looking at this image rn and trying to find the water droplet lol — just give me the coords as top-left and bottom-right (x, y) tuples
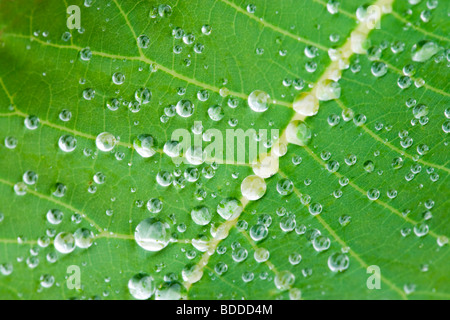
(137, 35), (150, 49)
(254, 247), (270, 263)
(134, 134), (157, 158)
(308, 203), (323, 216)
(274, 271), (295, 291)
(80, 47), (92, 61)
(201, 24), (212, 35)
(147, 198), (163, 213)
(176, 100), (194, 117)
(96, 132), (117, 152)
(0, 263), (13, 276)
(24, 115), (40, 130)
(293, 93), (319, 116)
(52, 183), (67, 198)
(248, 90), (270, 113)
(74, 228), (94, 248)
(313, 236), (331, 252)
(158, 4), (172, 17)
(190, 206), (212, 226)
(93, 172), (106, 184)
(414, 223), (429, 237)
(207, 105), (224, 121)
(241, 175), (266, 201)
(14, 182), (27, 196)
(328, 252), (349, 272)
(276, 178), (294, 196)
(411, 40), (440, 62)
(371, 61), (388, 77)
(249, 224), (269, 241)
(286, 121), (312, 146)
(128, 273), (155, 300)
(23, 170), (38, 185)
(367, 188), (380, 201)
(82, 88), (95, 100)
(135, 218), (170, 252)
(54, 232), (76, 254)
(316, 80), (341, 101)
(47, 209), (64, 225)
(112, 72), (125, 85)
(135, 88), (152, 104)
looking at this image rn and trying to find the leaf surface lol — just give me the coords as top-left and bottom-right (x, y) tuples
(0, 0), (449, 300)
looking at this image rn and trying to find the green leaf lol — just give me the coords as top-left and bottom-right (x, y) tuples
(0, 0), (449, 300)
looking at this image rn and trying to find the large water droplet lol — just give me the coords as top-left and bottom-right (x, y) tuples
(286, 121), (312, 146)
(191, 206), (212, 225)
(293, 93), (319, 116)
(58, 135), (77, 152)
(316, 80), (341, 101)
(411, 40), (440, 62)
(96, 132), (117, 152)
(241, 175), (266, 200)
(135, 218), (170, 252)
(128, 273), (155, 300)
(274, 271), (295, 291)
(248, 90), (270, 112)
(134, 134), (157, 158)
(74, 228), (94, 248)
(328, 252), (349, 272)
(217, 198), (243, 220)
(54, 232), (76, 254)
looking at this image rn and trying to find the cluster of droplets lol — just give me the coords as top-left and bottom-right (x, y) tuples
(0, 206), (95, 286)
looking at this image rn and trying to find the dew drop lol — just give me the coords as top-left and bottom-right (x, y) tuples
(54, 232), (76, 254)
(286, 121), (312, 146)
(112, 72), (125, 85)
(58, 135), (77, 152)
(248, 90), (270, 113)
(135, 218), (170, 252)
(316, 79), (341, 101)
(128, 273), (155, 300)
(74, 228), (94, 249)
(133, 134), (157, 158)
(191, 206), (212, 226)
(241, 175), (266, 201)
(137, 35), (150, 49)
(274, 271), (295, 291)
(411, 40), (440, 62)
(96, 132), (117, 152)
(328, 253), (349, 272)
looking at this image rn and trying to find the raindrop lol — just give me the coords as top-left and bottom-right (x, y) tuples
(248, 90), (270, 112)
(96, 132), (117, 152)
(134, 134), (157, 158)
(54, 232), (76, 254)
(128, 273), (155, 300)
(135, 218), (170, 252)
